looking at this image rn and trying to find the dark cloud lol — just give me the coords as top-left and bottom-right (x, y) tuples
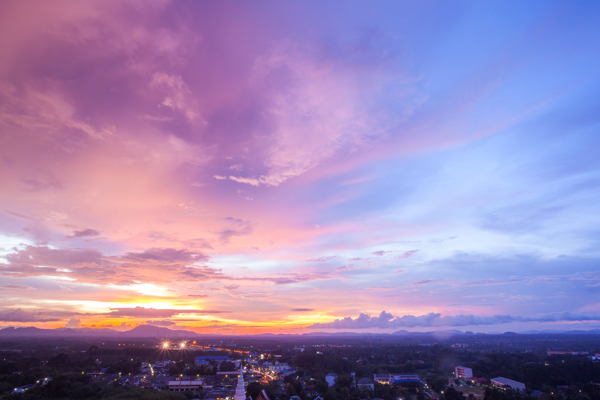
(66, 228), (100, 239)
(309, 311), (600, 329)
(107, 307), (229, 318)
(0, 308), (60, 322)
(291, 308), (314, 312)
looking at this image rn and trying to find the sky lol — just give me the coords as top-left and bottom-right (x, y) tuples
(1, 0), (600, 335)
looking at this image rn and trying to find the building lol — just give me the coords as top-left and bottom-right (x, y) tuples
(374, 374), (391, 384)
(491, 377), (525, 391)
(455, 366), (473, 379)
(373, 374), (420, 384)
(195, 355), (231, 366)
(390, 374), (420, 383)
(469, 377), (487, 385)
(167, 380), (203, 392)
(547, 350), (588, 356)
(326, 373), (337, 387)
(270, 363), (291, 373)
(357, 378), (375, 391)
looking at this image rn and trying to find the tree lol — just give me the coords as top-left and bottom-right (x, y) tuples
(443, 387), (466, 400)
(427, 375), (448, 393)
(247, 382), (263, 400)
(220, 361), (236, 371)
(315, 380), (329, 394)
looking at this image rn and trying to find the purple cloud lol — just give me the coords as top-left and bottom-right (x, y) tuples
(0, 308), (60, 322)
(306, 256), (336, 262)
(65, 228), (101, 239)
(309, 311), (600, 329)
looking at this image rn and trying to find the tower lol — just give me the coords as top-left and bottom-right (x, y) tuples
(234, 367), (246, 400)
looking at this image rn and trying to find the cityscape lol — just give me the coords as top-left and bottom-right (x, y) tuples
(1, 0), (600, 399)
(1, 330), (600, 399)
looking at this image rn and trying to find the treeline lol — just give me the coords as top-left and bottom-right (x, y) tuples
(2, 374), (194, 400)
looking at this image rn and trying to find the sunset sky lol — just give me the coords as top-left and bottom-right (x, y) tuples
(1, 1), (600, 334)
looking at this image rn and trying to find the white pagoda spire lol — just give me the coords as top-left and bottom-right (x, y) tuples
(234, 366), (245, 400)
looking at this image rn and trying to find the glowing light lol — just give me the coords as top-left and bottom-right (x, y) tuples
(180, 342), (186, 349)
(163, 342), (170, 348)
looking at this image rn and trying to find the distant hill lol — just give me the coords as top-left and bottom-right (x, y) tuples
(0, 325), (199, 338)
(121, 325), (198, 337)
(1, 325), (600, 339)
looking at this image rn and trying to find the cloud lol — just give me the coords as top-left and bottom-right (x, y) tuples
(394, 270), (406, 274)
(224, 285), (239, 290)
(0, 245), (216, 285)
(146, 320), (176, 326)
(309, 311), (600, 329)
(215, 218), (255, 244)
(188, 294), (208, 298)
(121, 247), (209, 263)
(371, 250), (392, 256)
(106, 307), (229, 318)
(64, 318), (80, 328)
(0, 284), (34, 290)
(454, 279), (523, 286)
(336, 265), (359, 272)
(150, 72), (199, 122)
(290, 308), (314, 312)
(410, 279), (439, 286)
(395, 250), (418, 260)
(0, 308), (60, 322)
(65, 228), (101, 240)
(227, 34), (418, 187)
(0, 245), (327, 287)
(306, 256), (336, 262)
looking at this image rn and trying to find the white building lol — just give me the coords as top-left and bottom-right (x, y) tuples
(270, 363), (291, 373)
(455, 366), (473, 379)
(167, 380), (203, 392)
(491, 377), (525, 391)
(357, 378), (375, 391)
(326, 373), (337, 387)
